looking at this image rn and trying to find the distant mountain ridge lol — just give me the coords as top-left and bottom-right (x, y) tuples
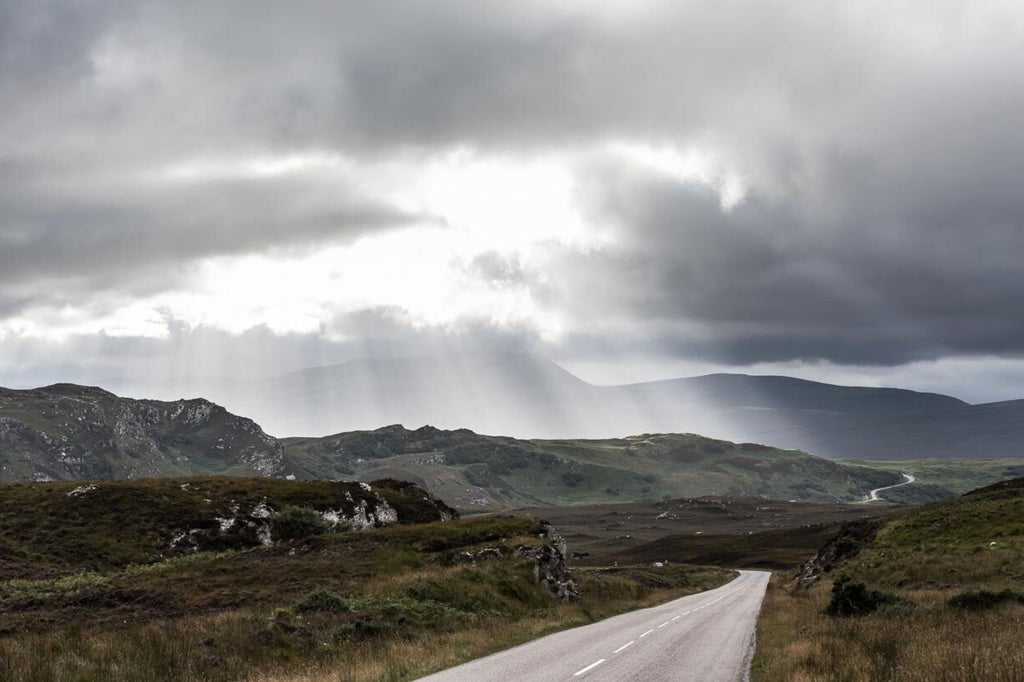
(194, 353), (1024, 460)
(4, 353), (1024, 490)
(8, 378), (1024, 507)
(622, 373), (967, 413)
(1, 383), (910, 508)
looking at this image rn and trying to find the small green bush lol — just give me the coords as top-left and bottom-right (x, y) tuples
(270, 506), (330, 542)
(561, 472), (584, 487)
(947, 589), (1023, 611)
(294, 588), (348, 613)
(825, 575), (911, 617)
(335, 618), (386, 641)
(833, 535), (860, 556)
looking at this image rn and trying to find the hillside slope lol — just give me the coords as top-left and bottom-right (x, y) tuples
(753, 477), (1024, 680)
(0, 477), (730, 681)
(5, 383), (1020, 509)
(0, 476), (455, 575)
(0, 385), (291, 481)
(0, 384), (902, 507)
(284, 425), (899, 508)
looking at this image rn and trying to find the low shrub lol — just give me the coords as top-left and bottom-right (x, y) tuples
(270, 506), (330, 542)
(947, 589), (1024, 611)
(825, 575), (911, 617)
(293, 587), (348, 613)
(334, 617), (387, 641)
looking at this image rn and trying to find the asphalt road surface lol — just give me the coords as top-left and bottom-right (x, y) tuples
(863, 473), (916, 502)
(417, 569), (771, 682)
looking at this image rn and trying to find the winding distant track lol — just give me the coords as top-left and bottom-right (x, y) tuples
(416, 570), (771, 682)
(862, 473), (916, 502)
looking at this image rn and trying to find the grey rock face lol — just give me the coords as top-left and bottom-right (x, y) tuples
(515, 525), (579, 602)
(0, 385), (289, 481)
(797, 518), (885, 588)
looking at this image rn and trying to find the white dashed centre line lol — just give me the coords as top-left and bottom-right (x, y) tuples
(613, 641), (635, 654)
(573, 659), (606, 677)
(587, 584), (749, 673)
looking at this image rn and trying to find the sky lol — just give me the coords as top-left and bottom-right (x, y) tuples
(2, 0), (1024, 404)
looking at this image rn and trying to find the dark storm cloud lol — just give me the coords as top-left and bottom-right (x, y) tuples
(555, 145), (1024, 364)
(0, 0), (130, 85)
(2, 0), (1023, 368)
(0, 156), (417, 311)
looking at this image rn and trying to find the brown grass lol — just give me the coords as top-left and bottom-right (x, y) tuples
(752, 479), (1024, 681)
(0, 516), (729, 682)
(0, 567), (728, 682)
(752, 574), (1024, 681)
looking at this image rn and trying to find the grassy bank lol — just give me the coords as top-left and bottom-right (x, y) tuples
(0, 563), (729, 682)
(751, 478), (1024, 681)
(753, 578), (1024, 681)
(0, 478), (731, 681)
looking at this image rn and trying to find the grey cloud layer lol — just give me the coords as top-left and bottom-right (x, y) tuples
(1, 0), (1022, 366)
(557, 154), (1024, 364)
(0, 156), (413, 311)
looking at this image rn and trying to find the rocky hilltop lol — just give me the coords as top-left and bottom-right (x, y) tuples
(0, 384), (288, 481)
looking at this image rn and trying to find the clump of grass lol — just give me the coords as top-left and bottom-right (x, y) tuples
(270, 506), (331, 542)
(947, 588), (1024, 611)
(0, 572), (109, 601)
(824, 575), (913, 617)
(122, 550), (239, 577)
(293, 588), (348, 614)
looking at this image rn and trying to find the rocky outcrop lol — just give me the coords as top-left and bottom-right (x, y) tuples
(797, 518), (886, 587)
(369, 478), (459, 523)
(442, 547), (504, 567)
(0, 385), (288, 481)
(166, 479), (449, 553)
(515, 525), (579, 601)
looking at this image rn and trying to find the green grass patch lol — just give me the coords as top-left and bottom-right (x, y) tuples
(947, 588), (1024, 611)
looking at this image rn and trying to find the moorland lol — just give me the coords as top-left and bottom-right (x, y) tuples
(3, 381), (1024, 681)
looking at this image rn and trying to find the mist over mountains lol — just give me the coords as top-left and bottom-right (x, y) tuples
(200, 353), (1023, 460)
(1, 381), (905, 507)
(4, 357), (1023, 508)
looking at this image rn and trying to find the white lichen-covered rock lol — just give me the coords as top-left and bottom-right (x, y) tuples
(256, 525), (272, 546)
(319, 494), (400, 530)
(250, 501), (272, 519)
(67, 484), (98, 497)
(372, 499), (399, 525)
